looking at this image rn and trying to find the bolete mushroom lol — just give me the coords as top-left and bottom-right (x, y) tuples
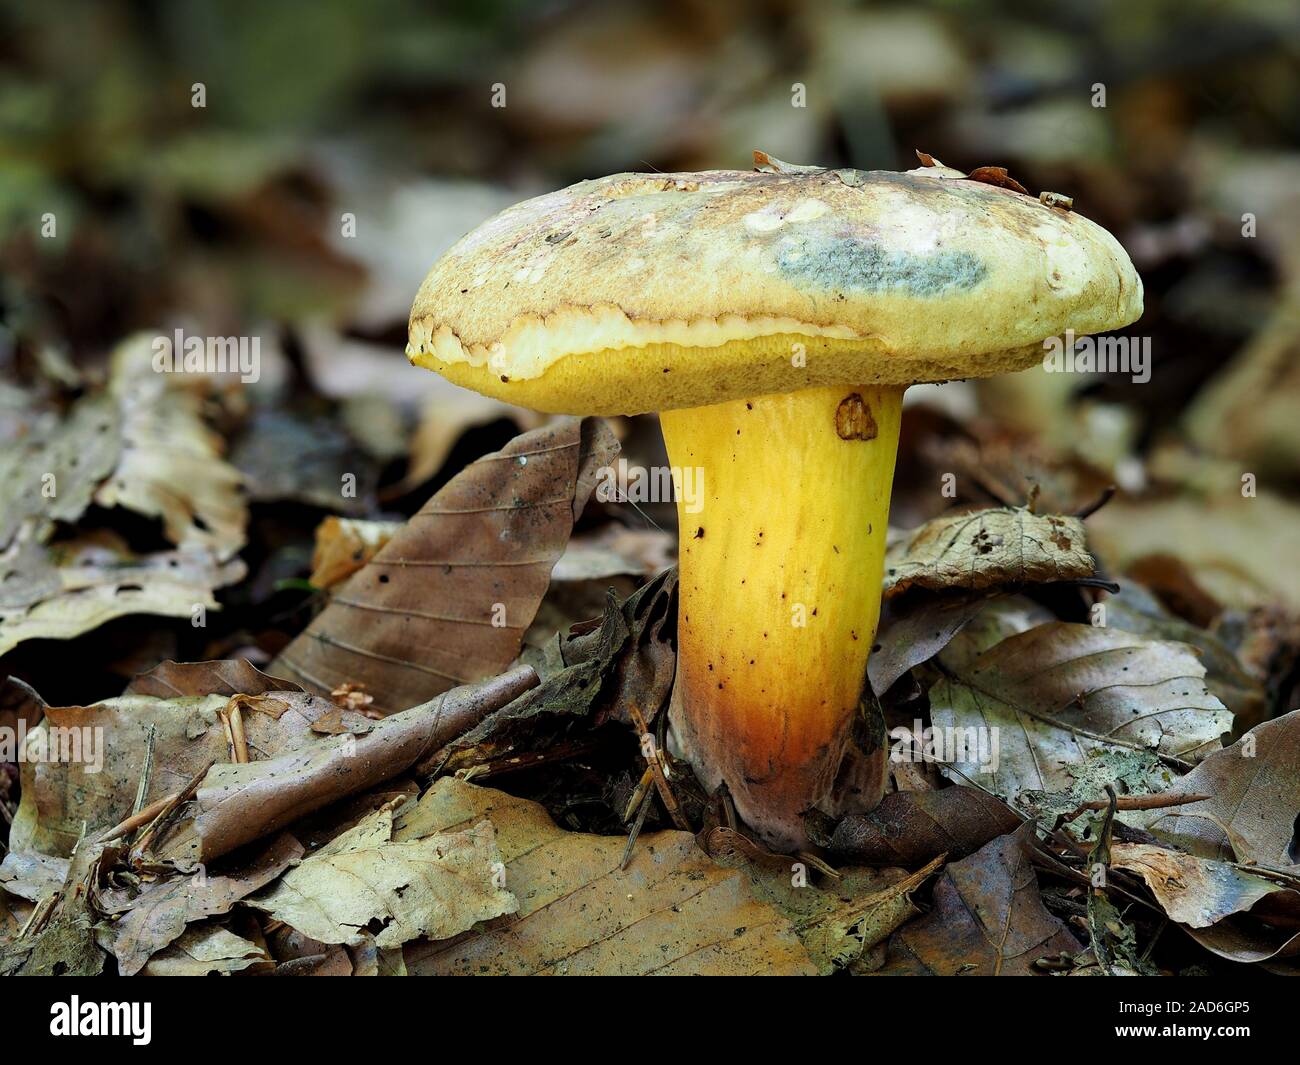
(407, 157), (1142, 848)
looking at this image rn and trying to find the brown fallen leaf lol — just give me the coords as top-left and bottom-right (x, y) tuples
(124, 658), (303, 699)
(828, 788), (1021, 867)
(153, 667), (539, 865)
(1103, 581), (1269, 731)
(271, 417), (617, 713)
(884, 507), (1094, 597)
(10, 669), (375, 858)
(867, 590), (990, 695)
(1111, 843), (1300, 963)
(1089, 491), (1300, 613)
(401, 779), (817, 976)
(0, 850), (69, 903)
(101, 832), (302, 977)
(872, 825), (1080, 975)
(966, 165), (1030, 195)
(248, 810), (516, 950)
(1132, 711), (1300, 871)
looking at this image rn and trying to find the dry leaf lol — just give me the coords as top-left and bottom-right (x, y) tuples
(10, 668), (376, 857)
(928, 622), (1232, 810)
(248, 809), (516, 949)
(884, 507), (1094, 597)
(402, 779), (817, 976)
(1132, 711), (1300, 871)
(872, 826), (1079, 975)
(0, 532), (245, 657)
(1089, 491), (1300, 613)
(103, 833), (302, 976)
(271, 417), (617, 713)
(153, 667), (538, 865)
(93, 335), (247, 559)
(828, 788), (1021, 866)
(1112, 843), (1300, 962)
(966, 165), (1030, 195)
(0, 394), (121, 550)
(141, 923), (274, 976)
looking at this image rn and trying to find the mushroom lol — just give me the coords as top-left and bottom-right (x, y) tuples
(407, 158), (1142, 848)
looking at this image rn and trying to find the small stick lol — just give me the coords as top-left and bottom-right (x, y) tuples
(131, 758), (214, 858)
(622, 766), (656, 823)
(97, 791), (179, 843)
(628, 702), (691, 831)
(1054, 792), (1211, 831)
(131, 724), (157, 819)
(620, 787), (654, 871)
(227, 701), (250, 764)
(1076, 485), (1117, 520)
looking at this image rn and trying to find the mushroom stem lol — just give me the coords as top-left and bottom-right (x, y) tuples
(660, 384), (903, 849)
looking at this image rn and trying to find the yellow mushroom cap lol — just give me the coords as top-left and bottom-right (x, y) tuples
(408, 164), (1143, 416)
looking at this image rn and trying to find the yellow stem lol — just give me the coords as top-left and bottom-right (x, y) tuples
(660, 384), (903, 848)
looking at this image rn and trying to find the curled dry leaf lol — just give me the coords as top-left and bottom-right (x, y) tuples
(928, 621), (1232, 811)
(153, 667), (539, 865)
(0, 532), (245, 657)
(271, 417), (617, 713)
(93, 335), (247, 560)
(402, 779), (816, 976)
(884, 507), (1094, 597)
(9, 664), (376, 858)
(828, 787), (1021, 867)
(1111, 842), (1300, 963)
(966, 165), (1030, 195)
(1130, 710), (1300, 871)
(248, 809), (517, 950)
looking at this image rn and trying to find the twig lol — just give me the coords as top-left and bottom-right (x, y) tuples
(1075, 485), (1117, 520)
(131, 724), (157, 819)
(224, 699), (250, 764)
(628, 702), (691, 831)
(131, 758), (214, 859)
(620, 787), (654, 871)
(622, 766), (656, 823)
(98, 791), (178, 843)
(1053, 792), (1211, 831)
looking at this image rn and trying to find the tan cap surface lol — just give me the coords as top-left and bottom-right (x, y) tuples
(408, 164), (1142, 415)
